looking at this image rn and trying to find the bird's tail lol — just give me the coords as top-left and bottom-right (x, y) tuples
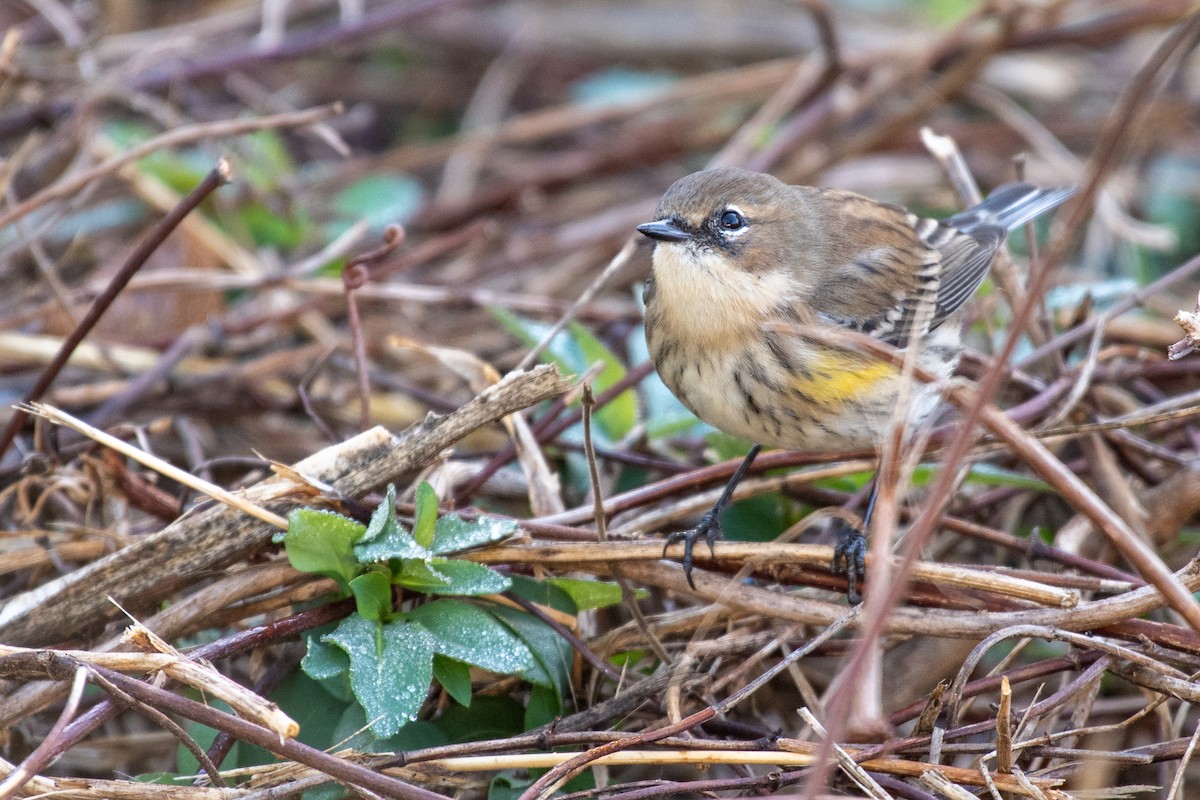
(947, 182), (1076, 234)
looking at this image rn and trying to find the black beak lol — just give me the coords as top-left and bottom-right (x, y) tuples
(637, 220), (691, 243)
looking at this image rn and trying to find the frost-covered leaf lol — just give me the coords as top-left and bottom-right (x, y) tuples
(301, 630), (350, 681)
(431, 513), (519, 555)
(284, 509), (365, 589)
(331, 702), (448, 754)
(394, 559), (452, 591)
(485, 604), (572, 694)
(422, 559), (510, 596)
(407, 599), (534, 675)
(323, 616), (434, 738)
(354, 485), (430, 563)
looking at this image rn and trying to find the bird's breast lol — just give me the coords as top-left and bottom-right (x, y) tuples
(645, 243), (795, 347)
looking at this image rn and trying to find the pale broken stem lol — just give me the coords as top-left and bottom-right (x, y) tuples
(1168, 289), (1200, 361)
(996, 676), (1013, 773)
(20, 402), (288, 530)
(920, 126), (983, 206)
(921, 125), (1032, 340)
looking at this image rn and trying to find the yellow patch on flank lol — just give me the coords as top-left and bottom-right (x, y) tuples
(798, 353), (895, 404)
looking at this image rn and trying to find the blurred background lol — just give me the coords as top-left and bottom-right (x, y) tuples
(3, 0), (1200, 794)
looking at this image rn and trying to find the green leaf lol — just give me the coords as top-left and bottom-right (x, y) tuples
(423, 559), (510, 595)
(237, 130), (296, 191)
(358, 484), (402, 544)
(349, 571), (393, 621)
(567, 321), (637, 441)
(433, 655), (473, 706)
(570, 67), (676, 108)
(547, 577), (625, 610)
(239, 202), (307, 250)
(332, 702), (448, 753)
(431, 513), (519, 555)
(491, 306), (543, 350)
(485, 605), (572, 694)
(354, 485), (430, 563)
(609, 649), (648, 669)
(300, 630), (351, 681)
(332, 173), (424, 235)
(301, 784), (346, 800)
(705, 431), (756, 463)
(432, 695), (525, 743)
(964, 463), (1055, 493)
(524, 683), (562, 729)
(506, 574), (577, 615)
(721, 493), (795, 544)
(323, 616), (435, 738)
(284, 509), (366, 589)
(138, 150), (212, 195)
(394, 559), (452, 591)
(406, 599), (534, 675)
(922, 0), (977, 25)
(412, 482), (438, 549)
(270, 670), (351, 752)
(491, 309), (637, 442)
(488, 772), (534, 800)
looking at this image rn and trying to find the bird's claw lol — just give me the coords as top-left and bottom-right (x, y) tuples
(664, 509), (722, 589)
(831, 518), (867, 605)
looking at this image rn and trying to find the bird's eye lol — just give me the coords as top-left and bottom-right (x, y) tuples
(719, 210), (746, 231)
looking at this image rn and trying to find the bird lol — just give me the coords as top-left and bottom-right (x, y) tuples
(637, 166), (1074, 601)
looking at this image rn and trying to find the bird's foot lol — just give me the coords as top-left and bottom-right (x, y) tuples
(664, 508), (722, 590)
(831, 518), (867, 604)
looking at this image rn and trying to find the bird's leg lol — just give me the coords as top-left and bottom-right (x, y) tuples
(831, 476), (876, 604)
(665, 444), (762, 589)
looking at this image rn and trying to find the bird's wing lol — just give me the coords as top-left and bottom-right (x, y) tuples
(805, 189), (1003, 347)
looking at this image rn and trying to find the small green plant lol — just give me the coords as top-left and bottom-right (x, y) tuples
(279, 483), (572, 738)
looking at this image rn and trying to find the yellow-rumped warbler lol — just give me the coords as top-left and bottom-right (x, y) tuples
(637, 167), (1073, 599)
